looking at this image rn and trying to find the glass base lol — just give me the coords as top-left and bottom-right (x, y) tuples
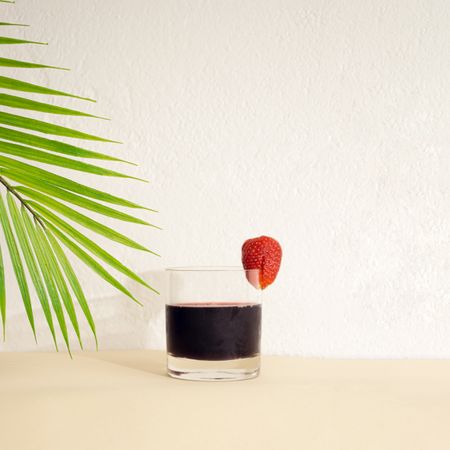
(167, 354), (260, 381)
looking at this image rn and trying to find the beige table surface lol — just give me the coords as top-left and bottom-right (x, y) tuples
(1, 350), (449, 450)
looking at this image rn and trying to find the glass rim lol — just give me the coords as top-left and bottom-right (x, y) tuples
(166, 266), (255, 273)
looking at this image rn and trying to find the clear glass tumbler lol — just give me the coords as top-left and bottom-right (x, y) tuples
(166, 267), (262, 381)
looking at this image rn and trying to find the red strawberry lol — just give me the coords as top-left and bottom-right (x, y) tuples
(241, 236), (282, 289)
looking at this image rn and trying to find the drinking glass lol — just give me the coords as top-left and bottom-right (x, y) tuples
(166, 267), (262, 381)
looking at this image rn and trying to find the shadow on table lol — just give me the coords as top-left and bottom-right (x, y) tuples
(82, 349), (168, 378)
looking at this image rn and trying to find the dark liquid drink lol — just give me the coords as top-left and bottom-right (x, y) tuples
(166, 303), (261, 361)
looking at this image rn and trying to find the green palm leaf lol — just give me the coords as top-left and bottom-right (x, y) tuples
(0, 57), (67, 70)
(0, 194), (36, 339)
(0, 112), (119, 142)
(0, 76), (94, 101)
(49, 225), (142, 306)
(0, 36), (46, 45)
(7, 193), (58, 348)
(36, 224), (82, 349)
(0, 159), (147, 209)
(28, 219), (71, 355)
(0, 93), (105, 118)
(45, 230), (97, 348)
(0, 142), (144, 180)
(0, 22), (28, 26)
(11, 176), (153, 225)
(0, 127), (131, 163)
(22, 191), (153, 253)
(25, 201), (158, 293)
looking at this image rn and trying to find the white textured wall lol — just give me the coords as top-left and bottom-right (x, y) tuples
(1, 0), (449, 357)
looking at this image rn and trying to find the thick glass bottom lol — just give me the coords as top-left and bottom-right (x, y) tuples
(167, 354), (260, 381)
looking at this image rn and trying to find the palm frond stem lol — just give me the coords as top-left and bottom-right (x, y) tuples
(0, 176), (44, 228)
